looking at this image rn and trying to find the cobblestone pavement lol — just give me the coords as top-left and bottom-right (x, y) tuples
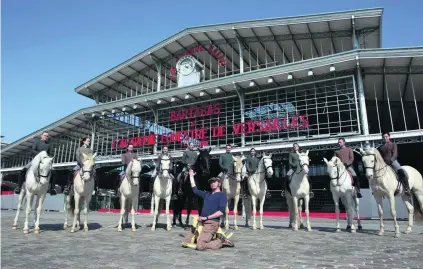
(2, 210), (423, 269)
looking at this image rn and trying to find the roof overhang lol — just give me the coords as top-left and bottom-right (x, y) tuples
(74, 8), (382, 101)
(3, 47), (423, 159)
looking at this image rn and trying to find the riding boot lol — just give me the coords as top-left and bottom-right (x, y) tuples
(178, 173), (185, 196)
(14, 168), (28, 194)
(354, 177), (362, 198)
(48, 171), (57, 196)
(307, 175), (314, 199)
(63, 173), (73, 195)
(172, 178), (178, 200)
(398, 169), (411, 196)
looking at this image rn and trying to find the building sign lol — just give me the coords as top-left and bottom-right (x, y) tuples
(111, 102), (308, 149)
(169, 44), (227, 79)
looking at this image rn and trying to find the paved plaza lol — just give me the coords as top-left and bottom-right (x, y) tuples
(1, 210), (423, 269)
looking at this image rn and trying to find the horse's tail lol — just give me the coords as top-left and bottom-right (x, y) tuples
(67, 194), (76, 218)
(411, 191), (423, 223)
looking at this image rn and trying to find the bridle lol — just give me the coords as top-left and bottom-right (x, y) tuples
(250, 157), (273, 183)
(35, 159), (52, 183)
(80, 160), (95, 182)
(362, 154), (388, 180)
(328, 163), (347, 186)
(295, 158), (309, 175)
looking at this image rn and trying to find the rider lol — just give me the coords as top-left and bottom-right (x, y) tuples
(334, 138), (362, 198)
(63, 137), (95, 195)
(177, 142), (198, 195)
(218, 144), (233, 181)
(242, 148), (271, 199)
(183, 169), (234, 250)
(145, 146), (176, 200)
(377, 132), (411, 196)
(14, 131), (57, 195)
(115, 143), (138, 195)
(282, 143), (314, 198)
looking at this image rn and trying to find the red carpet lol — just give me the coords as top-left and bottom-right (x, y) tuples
(97, 208), (368, 219)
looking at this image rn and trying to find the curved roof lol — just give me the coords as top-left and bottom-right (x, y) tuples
(3, 47), (422, 168)
(75, 8), (382, 100)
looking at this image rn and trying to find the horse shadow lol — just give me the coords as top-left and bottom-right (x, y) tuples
(38, 222), (102, 232)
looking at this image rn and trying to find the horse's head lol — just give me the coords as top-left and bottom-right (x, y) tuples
(232, 155), (246, 181)
(128, 159), (141, 186)
(299, 150), (310, 174)
(197, 147), (211, 176)
(359, 147), (378, 180)
(323, 156), (344, 180)
(38, 152), (54, 184)
(261, 152), (274, 178)
(81, 153), (96, 181)
(160, 155), (171, 178)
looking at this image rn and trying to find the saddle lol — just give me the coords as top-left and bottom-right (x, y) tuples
(181, 216), (233, 249)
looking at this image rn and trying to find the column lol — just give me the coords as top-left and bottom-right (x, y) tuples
(356, 66), (369, 136)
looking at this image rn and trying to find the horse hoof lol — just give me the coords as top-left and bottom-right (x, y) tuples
(151, 227), (156, 231)
(351, 229), (356, 233)
(288, 224), (292, 228)
(394, 233), (401, 238)
(336, 228), (341, 232)
(233, 226), (238, 230)
(132, 228), (136, 232)
(23, 229), (29, 234)
(252, 226), (257, 230)
(12, 226), (17, 230)
(63, 224), (68, 229)
(167, 227), (172, 231)
(84, 228), (88, 232)
(118, 228), (122, 232)
(259, 225), (264, 230)
(34, 229), (40, 234)
(404, 229), (412, 234)
(70, 229), (75, 233)
(358, 225), (363, 231)
(377, 231), (384, 236)
(346, 225), (351, 230)
(300, 223), (304, 229)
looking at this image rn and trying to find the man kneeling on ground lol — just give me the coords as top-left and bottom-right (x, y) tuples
(183, 169), (234, 250)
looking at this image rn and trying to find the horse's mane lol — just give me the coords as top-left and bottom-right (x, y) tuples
(371, 148), (386, 164)
(125, 161), (133, 175)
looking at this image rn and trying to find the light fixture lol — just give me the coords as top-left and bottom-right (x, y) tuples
(308, 70), (313, 76)
(185, 94), (190, 99)
(171, 97), (175, 102)
(111, 109), (116, 113)
(330, 65), (335, 72)
(91, 113), (96, 118)
(267, 78), (273, 83)
(200, 91), (205, 96)
(157, 100), (162, 104)
(122, 107), (127, 112)
(287, 73), (293, 80)
(132, 105), (138, 109)
(215, 88), (221, 93)
(249, 81), (255, 87)
(101, 111), (107, 115)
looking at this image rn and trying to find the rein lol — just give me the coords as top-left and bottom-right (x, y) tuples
(34, 161), (52, 184)
(329, 165), (347, 186)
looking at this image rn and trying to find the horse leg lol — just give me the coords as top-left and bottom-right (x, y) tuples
(165, 195), (172, 231)
(118, 196), (125, 232)
(345, 195), (356, 233)
(374, 195), (384, 236)
(34, 194), (47, 234)
(83, 195), (91, 232)
(13, 189), (26, 230)
(298, 199), (304, 229)
(233, 193), (240, 230)
(304, 195), (311, 232)
(332, 193), (341, 232)
(23, 192), (34, 234)
(402, 195), (414, 234)
(150, 194), (155, 215)
(259, 195), (265, 230)
(387, 194), (400, 238)
(71, 194), (80, 233)
(292, 196), (299, 231)
(251, 195), (257, 230)
(151, 195), (160, 231)
(132, 193), (139, 232)
(225, 201), (230, 230)
(354, 196), (362, 230)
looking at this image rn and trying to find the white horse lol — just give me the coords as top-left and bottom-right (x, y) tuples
(64, 152), (96, 233)
(12, 151), (54, 234)
(360, 147), (423, 237)
(323, 156), (362, 232)
(247, 153), (273, 230)
(151, 155), (172, 231)
(222, 155), (245, 230)
(117, 159), (141, 232)
(285, 150), (312, 231)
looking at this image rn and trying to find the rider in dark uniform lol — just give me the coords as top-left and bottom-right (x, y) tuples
(334, 138), (362, 198)
(218, 144), (233, 181)
(115, 144), (138, 195)
(177, 142), (198, 195)
(281, 143), (314, 198)
(14, 131), (57, 196)
(377, 132), (411, 196)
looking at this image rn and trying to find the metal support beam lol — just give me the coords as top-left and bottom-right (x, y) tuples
(352, 15), (359, 49)
(149, 54), (162, 92)
(356, 64), (369, 136)
(90, 121), (96, 151)
(233, 82), (245, 147)
(234, 31), (245, 74)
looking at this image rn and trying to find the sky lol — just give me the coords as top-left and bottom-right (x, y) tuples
(1, 0), (422, 143)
